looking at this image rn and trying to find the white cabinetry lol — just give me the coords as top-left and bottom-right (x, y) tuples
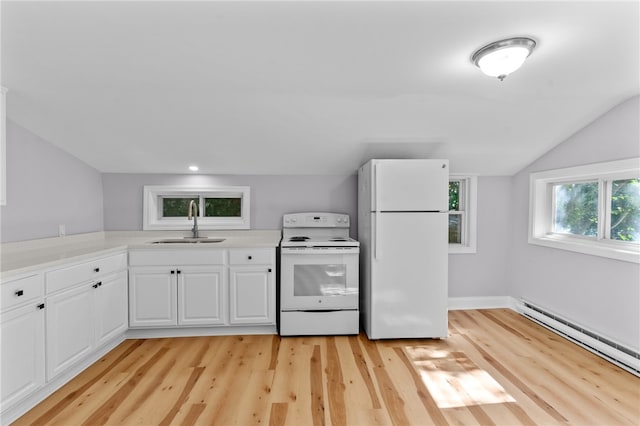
(178, 266), (226, 326)
(95, 271), (130, 346)
(229, 249), (275, 325)
(0, 274), (45, 411)
(129, 247), (275, 329)
(129, 267), (177, 327)
(45, 283), (94, 380)
(129, 249), (226, 327)
(1, 252), (127, 423)
(45, 253), (127, 381)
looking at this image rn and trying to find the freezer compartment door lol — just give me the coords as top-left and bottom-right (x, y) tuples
(374, 159), (448, 212)
(369, 212), (448, 339)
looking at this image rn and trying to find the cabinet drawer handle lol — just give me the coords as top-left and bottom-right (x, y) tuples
(170, 270), (175, 274)
(94, 267), (100, 273)
(15, 290), (24, 297)
(93, 283), (99, 289)
(176, 270), (182, 274)
(97, 281), (103, 287)
(37, 303), (45, 310)
(247, 255), (253, 260)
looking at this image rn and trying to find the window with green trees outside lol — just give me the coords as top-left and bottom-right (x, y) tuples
(162, 197), (242, 218)
(448, 181), (462, 244)
(529, 158), (639, 263)
(552, 178), (639, 242)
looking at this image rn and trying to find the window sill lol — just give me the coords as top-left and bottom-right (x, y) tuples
(143, 219), (250, 231)
(528, 234), (640, 264)
(449, 244), (477, 254)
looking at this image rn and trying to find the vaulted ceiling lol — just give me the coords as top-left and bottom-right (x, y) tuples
(2, 1), (639, 175)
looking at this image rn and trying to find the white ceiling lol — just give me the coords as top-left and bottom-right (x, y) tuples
(2, 1), (639, 176)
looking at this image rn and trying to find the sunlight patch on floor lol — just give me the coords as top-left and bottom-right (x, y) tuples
(405, 346), (516, 409)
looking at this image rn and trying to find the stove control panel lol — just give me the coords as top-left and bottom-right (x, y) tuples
(283, 212), (350, 228)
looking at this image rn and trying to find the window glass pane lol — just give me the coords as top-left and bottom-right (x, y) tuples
(449, 181), (460, 211)
(611, 178), (640, 242)
(204, 197), (241, 217)
(449, 214), (462, 244)
(162, 198), (194, 217)
(553, 182), (598, 237)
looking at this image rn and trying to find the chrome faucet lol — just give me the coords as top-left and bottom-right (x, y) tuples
(188, 199), (200, 238)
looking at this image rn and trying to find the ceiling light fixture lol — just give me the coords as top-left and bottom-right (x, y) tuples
(471, 37), (536, 81)
(188, 165), (199, 172)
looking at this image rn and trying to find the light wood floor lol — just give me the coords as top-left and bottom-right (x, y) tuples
(13, 309), (640, 425)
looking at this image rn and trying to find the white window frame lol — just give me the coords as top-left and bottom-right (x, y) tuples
(529, 158), (640, 263)
(143, 185), (251, 230)
(449, 175), (477, 254)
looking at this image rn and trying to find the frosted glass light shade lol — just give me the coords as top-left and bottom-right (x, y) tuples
(472, 38), (536, 80)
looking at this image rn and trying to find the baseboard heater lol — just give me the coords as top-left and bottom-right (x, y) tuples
(517, 299), (639, 377)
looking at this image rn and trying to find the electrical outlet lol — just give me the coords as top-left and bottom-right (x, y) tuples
(58, 224), (66, 237)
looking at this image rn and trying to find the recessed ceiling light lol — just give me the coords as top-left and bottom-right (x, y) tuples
(471, 37), (536, 81)
(188, 165), (199, 172)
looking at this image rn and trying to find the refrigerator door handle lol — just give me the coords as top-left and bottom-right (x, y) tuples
(373, 162), (378, 212)
(373, 213), (378, 259)
(373, 163), (379, 259)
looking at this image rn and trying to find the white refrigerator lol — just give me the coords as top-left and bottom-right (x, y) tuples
(358, 159), (449, 339)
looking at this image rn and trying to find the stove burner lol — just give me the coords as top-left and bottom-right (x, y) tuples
(289, 236), (310, 242)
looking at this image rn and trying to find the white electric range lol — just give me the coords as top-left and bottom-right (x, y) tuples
(279, 212), (360, 336)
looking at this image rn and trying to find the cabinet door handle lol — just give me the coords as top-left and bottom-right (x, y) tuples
(15, 290), (24, 297)
(93, 283), (99, 289)
(247, 255), (252, 260)
(176, 270), (182, 274)
(94, 267), (100, 273)
(170, 270), (175, 274)
(268, 268), (272, 273)
(97, 281), (103, 287)
(37, 303), (45, 310)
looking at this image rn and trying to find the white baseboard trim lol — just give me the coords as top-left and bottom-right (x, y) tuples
(514, 298), (639, 376)
(448, 296), (514, 311)
(126, 325), (277, 339)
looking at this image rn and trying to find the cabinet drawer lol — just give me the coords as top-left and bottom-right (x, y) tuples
(46, 252), (127, 294)
(229, 249), (273, 265)
(129, 249), (226, 266)
(1, 274), (43, 312)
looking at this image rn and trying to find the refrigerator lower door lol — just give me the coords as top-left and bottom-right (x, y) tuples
(368, 212), (448, 339)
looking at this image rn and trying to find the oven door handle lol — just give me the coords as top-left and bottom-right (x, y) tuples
(281, 249), (359, 255)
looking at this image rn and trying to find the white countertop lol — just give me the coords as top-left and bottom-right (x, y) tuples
(1, 230), (282, 279)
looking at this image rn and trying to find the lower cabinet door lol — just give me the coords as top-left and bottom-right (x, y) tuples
(178, 266), (226, 326)
(0, 303), (45, 409)
(94, 271), (128, 347)
(46, 285), (94, 381)
(129, 267), (177, 327)
(229, 266), (274, 325)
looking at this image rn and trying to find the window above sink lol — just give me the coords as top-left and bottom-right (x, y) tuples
(143, 185), (250, 231)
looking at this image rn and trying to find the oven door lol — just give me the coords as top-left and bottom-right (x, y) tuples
(280, 247), (359, 311)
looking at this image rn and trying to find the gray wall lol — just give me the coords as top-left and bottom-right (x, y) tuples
(0, 120), (104, 242)
(509, 95), (640, 350)
(449, 176), (511, 298)
(102, 173), (358, 236)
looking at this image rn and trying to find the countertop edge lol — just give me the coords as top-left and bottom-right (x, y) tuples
(1, 230), (282, 280)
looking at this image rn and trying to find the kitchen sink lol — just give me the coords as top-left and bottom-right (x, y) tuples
(151, 238), (226, 244)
